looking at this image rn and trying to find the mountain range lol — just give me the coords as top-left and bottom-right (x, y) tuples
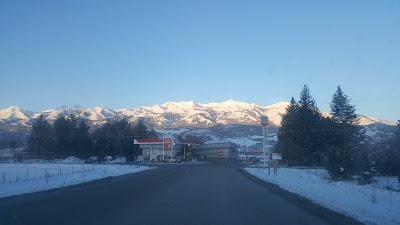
(0, 100), (395, 129)
(0, 100), (396, 146)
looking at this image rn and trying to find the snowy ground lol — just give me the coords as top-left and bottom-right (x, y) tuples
(144, 161), (210, 165)
(245, 167), (400, 225)
(0, 163), (152, 199)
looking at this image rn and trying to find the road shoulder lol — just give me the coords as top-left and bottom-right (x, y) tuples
(238, 168), (365, 225)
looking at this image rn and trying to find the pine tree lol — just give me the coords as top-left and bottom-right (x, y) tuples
(297, 85), (324, 166)
(299, 85), (316, 108)
(92, 123), (111, 158)
(277, 97), (300, 165)
(74, 120), (93, 157)
(28, 114), (53, 159)
(112, 118), (135, 158)
(330, 86), (358, 125)
(326, 86), (363, 180)
(92, 118), (136, 159)
(131, 119), (150, 159)
(133, 119), (149, 139)
(277, 85), (324, 166)
(148, 129), (158, 138)
(53, 115), (73, 154)
(377, 120), (400, 178)
(53, 114), (90, 157)
(397, 121), (400, 183)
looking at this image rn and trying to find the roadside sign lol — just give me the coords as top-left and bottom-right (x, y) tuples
(260, 116), (269, 126)
(272, 153), (282, 160)
(164, 138), (172, 150)
(218, 151), (223, 157)
(164, 120), (173, 129)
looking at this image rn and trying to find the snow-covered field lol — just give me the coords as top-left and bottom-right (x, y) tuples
(245, 167), (400, 225)
(0, 163), (152, 198)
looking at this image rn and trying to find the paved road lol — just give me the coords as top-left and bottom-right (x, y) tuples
(0, 163), (363, 225)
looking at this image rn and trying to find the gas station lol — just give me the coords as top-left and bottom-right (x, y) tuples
(134, 138), (238, 162)
(133, 138), (200, 162)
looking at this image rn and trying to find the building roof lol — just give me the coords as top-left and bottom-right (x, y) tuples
(134, 138), (201, 145)
(134, 139), (163, 144)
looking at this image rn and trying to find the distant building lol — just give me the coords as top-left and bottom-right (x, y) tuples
(134, 139), (238, 162)
(192, 143), (238, 162)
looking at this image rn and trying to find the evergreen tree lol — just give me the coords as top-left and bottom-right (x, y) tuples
(92, 123), (112, 158)
(74, 120), (93, 157)
(375, 120), (400, 178)
(277, 85), (325, 166)
(298, 86), (325, 165)
(148, 129), (158, 138)
(297, 85), (324, 165)
(112, 118), (135, 158)
(53, 116), (65, 153)
(53, 114), (92, 158)
(299, 85), (316, 108)
(132, 119), (150, 159)
(28, 114), (53, 159)
(53, 115), (76, 154)
(133, 119), (149, 139)
(326, 86), (363, 180)
(330, 86), (358, 125)
(277, 97), (301, 165)
(92, 118), (136, 160)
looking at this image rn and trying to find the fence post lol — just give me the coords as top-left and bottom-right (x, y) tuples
(26, 170), (28, 181)
(45, 171), (49, 184)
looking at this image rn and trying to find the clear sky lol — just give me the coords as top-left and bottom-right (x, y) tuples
(1, 0), (399, 123)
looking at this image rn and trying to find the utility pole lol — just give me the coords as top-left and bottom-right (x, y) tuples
(171, 122), (174, 160)
(267, 123), (270, 161)
(263, 126), (265, 164)
(163, 123), (165, 161)
(163, 119), (174, 161)
(261, 116), (269, 166)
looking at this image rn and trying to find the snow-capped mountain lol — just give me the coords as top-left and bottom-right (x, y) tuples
(0, 107), (35, 126)
(130, 100), (287, 128)
(0, 100), (395, 129)
(0, 101), (396, 146)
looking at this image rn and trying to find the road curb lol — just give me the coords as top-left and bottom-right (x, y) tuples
(237, 168), (365, 225)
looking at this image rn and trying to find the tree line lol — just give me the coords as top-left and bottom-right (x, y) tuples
(276, 85), (400, 181)
(27, 114), (157, 161)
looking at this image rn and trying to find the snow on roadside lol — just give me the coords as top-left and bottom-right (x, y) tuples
(245, 167), (400, 225)
(60, 156), (84, 164)
(108, 157), (127, 164)
(0, 163), (152, 199)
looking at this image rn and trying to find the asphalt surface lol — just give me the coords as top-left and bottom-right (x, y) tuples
(0, 163), (364, 225)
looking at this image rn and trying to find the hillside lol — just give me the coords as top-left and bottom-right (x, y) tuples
(0, 101), (396, 147)
(0, 100), (394, 129)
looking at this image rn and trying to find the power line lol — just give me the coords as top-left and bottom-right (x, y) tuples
(279, 128), (363, 133)
(29, 135), (151, 139)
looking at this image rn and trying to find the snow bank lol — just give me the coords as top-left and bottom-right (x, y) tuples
(245, 167), (400, 225)
(0, 163), (152, 198)
(60, 156), (84, 164)
(135, 156), (144, 162)
(108, 157), (127, 164)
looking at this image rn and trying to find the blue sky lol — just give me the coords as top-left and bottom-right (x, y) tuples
(1, 0), (399, 123)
